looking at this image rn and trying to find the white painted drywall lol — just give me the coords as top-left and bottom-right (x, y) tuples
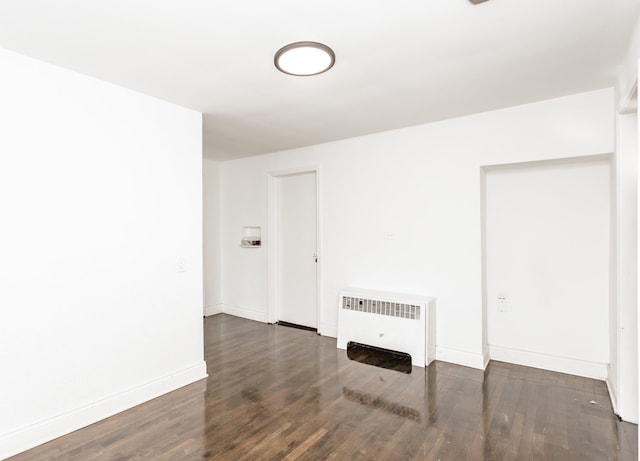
(0, 48), (206, 459)
(616, 112), (639, 423)
(203, 158), (223, 316)
(610, 144), (620, 414)
(217, 88), (615, 369)
(617, 17), (640, 109)
(485, 159), (610, 378)
(220, 161), (270, 323)
(637, 79), (640, 443)
(612, 18), (640, 423)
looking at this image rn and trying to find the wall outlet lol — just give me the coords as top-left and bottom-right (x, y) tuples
(383, 232), (395, 240)
(497, 296), (507, 312)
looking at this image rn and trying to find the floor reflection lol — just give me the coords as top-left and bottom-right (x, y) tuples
(342, 387), (422, 422)
(8, 314), (638, 461)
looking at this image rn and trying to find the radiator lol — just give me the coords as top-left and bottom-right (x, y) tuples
(337, 288), (435, 367)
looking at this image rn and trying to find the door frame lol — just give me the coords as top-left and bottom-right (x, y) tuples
(267, 166), (322, 331)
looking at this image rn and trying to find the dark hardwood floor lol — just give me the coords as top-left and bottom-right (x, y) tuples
(9, 314), (638, 460)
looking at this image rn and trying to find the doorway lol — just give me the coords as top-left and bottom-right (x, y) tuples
(269, 168), (319, 329)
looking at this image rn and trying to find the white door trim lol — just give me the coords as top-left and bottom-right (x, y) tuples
(267, 166), (322, 329)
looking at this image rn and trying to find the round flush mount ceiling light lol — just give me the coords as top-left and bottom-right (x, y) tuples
(274, 41), (335, 76)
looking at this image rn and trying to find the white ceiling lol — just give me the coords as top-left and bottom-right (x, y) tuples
(0, 0), (637, 160)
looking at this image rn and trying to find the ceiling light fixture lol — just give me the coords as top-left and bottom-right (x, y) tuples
(274, 41), (335, 76)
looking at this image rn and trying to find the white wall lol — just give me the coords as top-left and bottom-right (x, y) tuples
(203, 158), (223, 316)
(637, 93), (640, 440)
(0, 48), (206, 459)
(612, 16), (640, 425)
(618, 17), (640, 110)
(485, 158), (611, 379)
(613, 16), (640, 423)
(218, 88), (615, 369)
(616, 112), (639, 423)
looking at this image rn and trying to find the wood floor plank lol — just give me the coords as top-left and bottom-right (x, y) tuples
(7, 314), (638, 461)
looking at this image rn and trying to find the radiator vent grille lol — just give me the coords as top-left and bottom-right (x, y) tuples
(342, 296), (421, 320)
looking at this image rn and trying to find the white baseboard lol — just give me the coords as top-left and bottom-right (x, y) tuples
(319, 323), (337, 338)
(204, 304), (223, 317)
(0, 362), (207, 460)
(221, 304), (269, 323)
(605, 365), (639, 424)
(489, 345), (607, 380)
(436, 346), (486, 370)
(606, 371), (619, 417)
(482, 346), (490, 369)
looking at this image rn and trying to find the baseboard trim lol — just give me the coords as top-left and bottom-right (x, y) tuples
(606, 373), (619, 417)
(221, 304), (269, 323)
(0, 361), (208, 460)
(204, 304), (223, 317)
(436, 346), (486, 370)
(489, 345), (607, 380)
(483, 353), (491, 369)
(319, 323), (337, 338)
(482, 346), (490, 369)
